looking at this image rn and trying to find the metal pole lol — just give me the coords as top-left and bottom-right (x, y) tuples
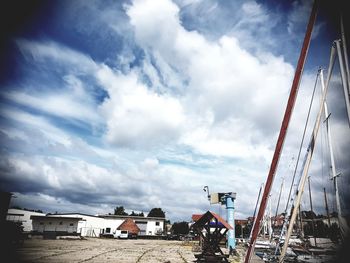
(323, 187), (331, 227)
(320, 67), (349, 240)
(335, 39), (350, 126)
(249, 184), (263, 240)
(299, 204), (304, 238)
(340, 13), (350, 89)
(279, 46), (336, 262)
(308, 176), (317, 247)
(244, 1), (319, 262)
(226, 196), (236, 251)
(274, 179), (284, 226)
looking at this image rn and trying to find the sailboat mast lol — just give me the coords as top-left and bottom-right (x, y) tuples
(279, 45), (336, 262)
(320, 68), (349, 240)
(308, 176), (317, 246)
(335, 39), (350, 125)
(323, 187), (331, 227)
(274, 179), (284, 224)
(340, 13), (350, 88)
(244, 1), (319, 262)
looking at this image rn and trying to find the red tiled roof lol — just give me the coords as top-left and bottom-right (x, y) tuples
(192, 214), (203, 222)
(192, 211), (232, 230)
(117, 218), (140, 234)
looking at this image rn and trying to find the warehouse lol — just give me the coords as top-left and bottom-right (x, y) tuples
(7, 208), (46, 232)
(29, 213), (166, 238)
(31, 214), (82, 235)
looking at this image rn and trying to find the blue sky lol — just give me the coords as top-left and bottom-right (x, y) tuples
(0, 0), (349, 222)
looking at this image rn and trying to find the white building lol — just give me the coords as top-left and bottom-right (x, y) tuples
(101, 214), (165, 236)
(7, 208), (46, 232)
(31, 214), (82, 234)
(29, 213), (166, 237)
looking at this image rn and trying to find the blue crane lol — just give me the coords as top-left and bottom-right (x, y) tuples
(203, 186), (237, 253)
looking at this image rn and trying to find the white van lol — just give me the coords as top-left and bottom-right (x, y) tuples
(119, 230), (128, 239)
(113, 230), (128, 239)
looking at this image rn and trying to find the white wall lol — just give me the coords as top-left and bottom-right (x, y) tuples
(146, 219), (164, 235)
(32, 217), (79, 233)
(7, 208), (45, 232)
(52, 214), (124, 237)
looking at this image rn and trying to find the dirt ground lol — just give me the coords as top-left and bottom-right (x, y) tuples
(8, 237), (248, 263)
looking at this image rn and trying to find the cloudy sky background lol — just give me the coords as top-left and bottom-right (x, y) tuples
(0, 0), (349, 222)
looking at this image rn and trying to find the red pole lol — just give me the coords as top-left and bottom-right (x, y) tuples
(244, 1), (318, 262)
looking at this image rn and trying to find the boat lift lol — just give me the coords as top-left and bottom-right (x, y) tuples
(203, 186), (237, 253)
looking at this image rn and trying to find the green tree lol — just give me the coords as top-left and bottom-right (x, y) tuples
(172, 221), (189, 235)
(147, 208), (165, 218)
(114, 206), (128, 215)
(130, 211), (144, 217)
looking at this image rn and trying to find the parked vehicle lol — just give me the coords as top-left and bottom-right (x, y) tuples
(117, 230), (129, 239)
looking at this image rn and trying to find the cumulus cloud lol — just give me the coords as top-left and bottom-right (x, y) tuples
(126, 0), (294, 158)
(1, 0), (348, 222)
(97, 66), (186, 147)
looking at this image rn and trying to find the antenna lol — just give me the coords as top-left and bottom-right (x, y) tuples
(203, 186), (210, 201)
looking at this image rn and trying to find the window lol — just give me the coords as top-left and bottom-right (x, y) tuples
(155, 221), (160, 226)
(39, 222), (44, 225)
(106, 227), (111, 233)
(69, 223), (74, 226)
(135, 221), (147, 224)
(59, 222), (63, 225)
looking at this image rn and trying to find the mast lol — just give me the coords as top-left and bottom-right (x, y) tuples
(340, 13), (350, 88)
(279, 44), (336, 262)
(335, 39), (350, 125)
(249, 183), (263, 240)
(308, 176), (317, 247)
(244, 1), (319, 261)
(323, 187), (331, 227)
(320, 69), (349, 240)
(274, 179), (284, 225)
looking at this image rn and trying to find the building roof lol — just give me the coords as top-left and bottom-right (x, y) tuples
(192, 211), (232, 230)
(117, 218), (140, 234)
(192, 214), (202, 222)
(30, 215), (83, 220)
(52, 213), (100, 218)
(101, 214), (166, 221)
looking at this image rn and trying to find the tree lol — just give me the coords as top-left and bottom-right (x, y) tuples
(147, 208), (165, 218)
(172, 221), (189, 235)
(130, 211), (144, 217)
(114, 206), (127, 215)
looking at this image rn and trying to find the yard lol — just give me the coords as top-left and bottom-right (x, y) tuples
(7, 236), (251, 263)
(11, 237), (197, 263)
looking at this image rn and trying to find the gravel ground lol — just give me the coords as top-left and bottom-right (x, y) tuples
(6, 237), (251, 263)
(11, 238), (197, 263)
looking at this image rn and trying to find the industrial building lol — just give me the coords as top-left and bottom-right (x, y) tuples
(6, 211), (166, 238)
(6, 208), (46, 232)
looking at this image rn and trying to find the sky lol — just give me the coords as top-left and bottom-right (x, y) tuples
(0, 0), (349, 223)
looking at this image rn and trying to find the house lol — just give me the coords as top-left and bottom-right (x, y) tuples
(7, 208), (46, 232)
(101, 214), (165, 236)
(117, 218), (140, 236)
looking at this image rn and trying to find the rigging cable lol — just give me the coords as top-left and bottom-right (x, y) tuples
(283, 70), (320, 216)
(274, 70), (320, 256)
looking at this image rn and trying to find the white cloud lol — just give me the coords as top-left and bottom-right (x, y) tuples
(3, 90), (100, 124)
(2, 0), (348, 222)
(0, 106), (71, 146)
(126, 0), (294, 158)
(97, 66), (185, 147)
(16, 39), (98, 73)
